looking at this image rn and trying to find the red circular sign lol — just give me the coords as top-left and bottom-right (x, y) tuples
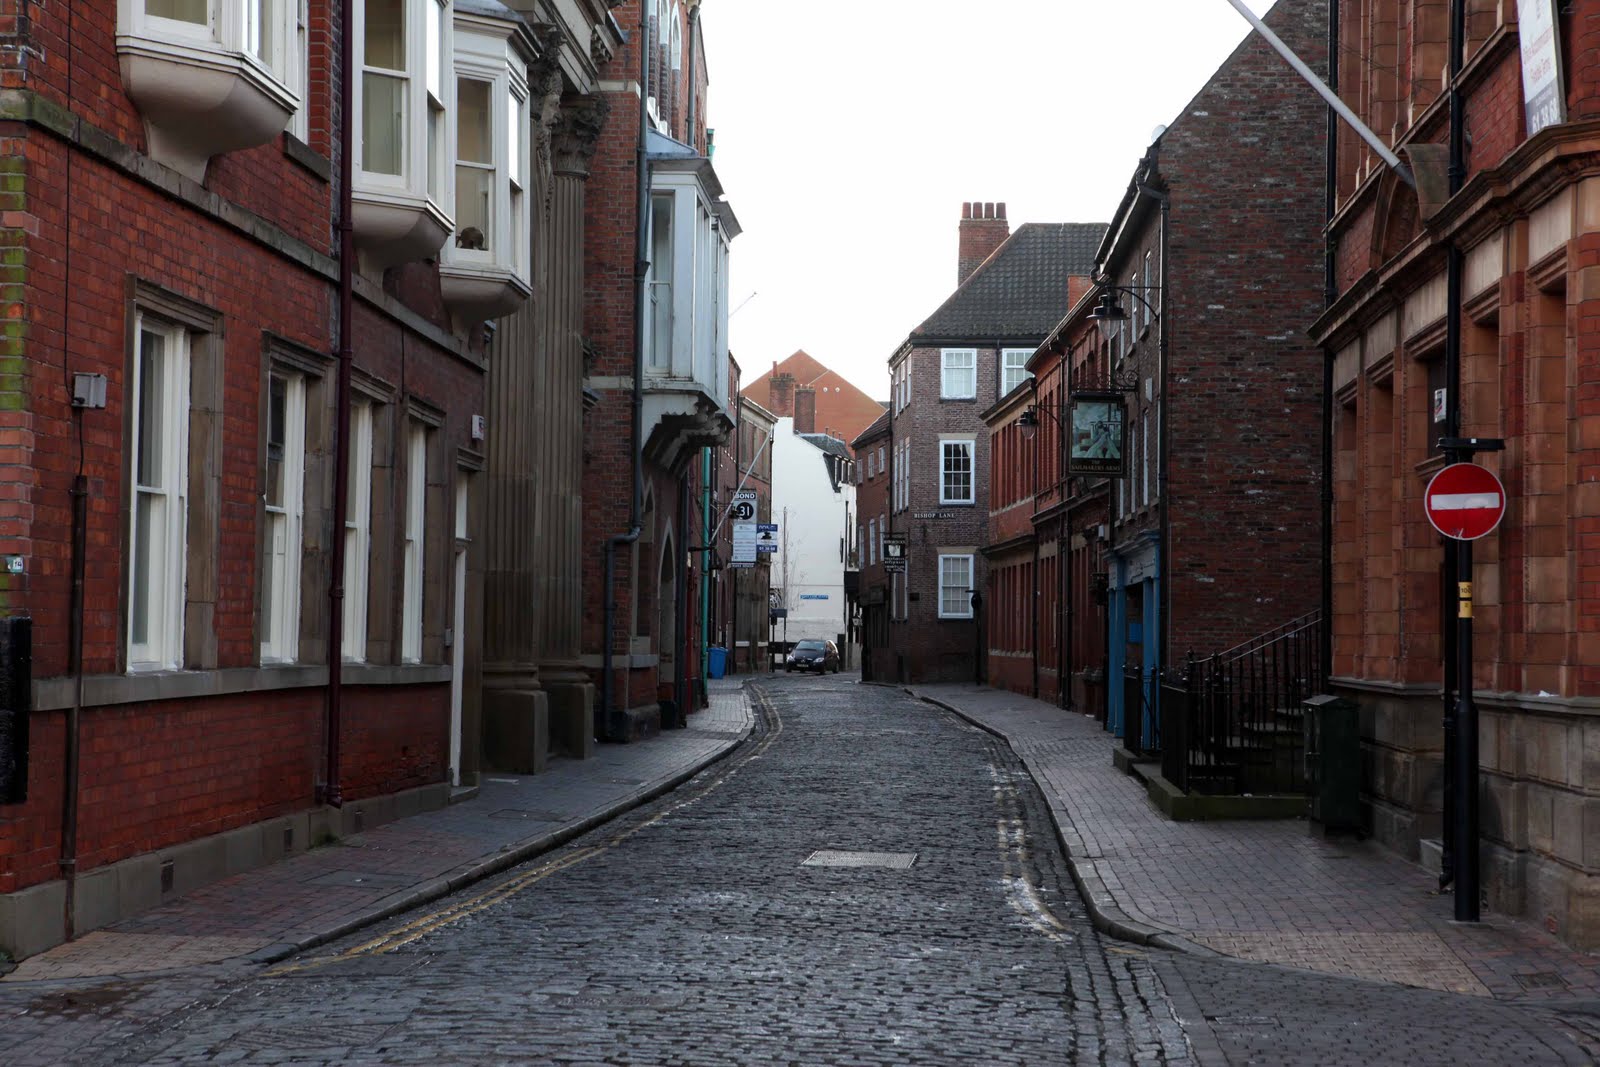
(1424, 463), (1506, 541)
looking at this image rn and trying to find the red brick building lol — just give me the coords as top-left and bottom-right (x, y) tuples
(853, 410), (893, 678)
(0, 0), (614, 959)
(744, 350), (886, 457)
(580, 0), (739, 738)
(875, 205), (1103, 684)
(1310, 0), (1600, 942)
(981, 0), (1329, 755)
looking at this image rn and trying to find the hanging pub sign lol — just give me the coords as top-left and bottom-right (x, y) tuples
(1067, 391), (1128, 477)
(1517, 0), (1566, 138)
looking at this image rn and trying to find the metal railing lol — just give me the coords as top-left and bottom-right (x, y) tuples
(1161, 611), (1325, 796)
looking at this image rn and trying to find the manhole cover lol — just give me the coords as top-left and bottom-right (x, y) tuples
(801, 850), (917, 869)
(1514, 971), (1569, 990)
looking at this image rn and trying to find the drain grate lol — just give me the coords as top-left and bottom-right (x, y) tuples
(1514, 971), (1569, 991)
(801, 850), (917, 870)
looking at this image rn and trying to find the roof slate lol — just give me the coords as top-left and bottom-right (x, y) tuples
(799, 433), (852, 460)
(851, 410), (892, 448)
(910, 222), (1107, 343)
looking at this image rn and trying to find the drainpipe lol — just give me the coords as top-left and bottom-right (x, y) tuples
(59, 0), (83, 942)
(685, 4), (701, 151)
(1321, 0), (1338, 690)
(601, 0), (652, 740)
(1060, 366), (1072, 710)
(700, 445), (711, 700)
(324, 0), (356, 808)
(675, 471), (690, 724)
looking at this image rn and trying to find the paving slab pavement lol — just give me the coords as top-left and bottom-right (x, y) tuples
(909, 681), (1600, 1002)
(2, 681), (754, 984)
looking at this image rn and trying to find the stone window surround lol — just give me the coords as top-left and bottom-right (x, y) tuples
(122, 278), (224, 675)
(257, 333), (336, 667)
(32, 663), (452, 714)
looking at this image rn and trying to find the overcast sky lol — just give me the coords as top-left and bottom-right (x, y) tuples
(701, 0), (1281, 401)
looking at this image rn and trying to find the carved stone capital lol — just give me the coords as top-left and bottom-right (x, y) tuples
(552, 94), (611, 180)
(591, 24), (616, 66)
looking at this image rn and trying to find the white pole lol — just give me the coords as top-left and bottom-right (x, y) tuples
(1219, 0), (1415, 187)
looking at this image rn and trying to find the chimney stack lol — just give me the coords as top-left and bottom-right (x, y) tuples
(769, 372), (795, 416)
(794, 386), (816, 435)
(958, 201), (1010, 285)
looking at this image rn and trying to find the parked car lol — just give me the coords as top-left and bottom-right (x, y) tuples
(785, 639), (840, 674)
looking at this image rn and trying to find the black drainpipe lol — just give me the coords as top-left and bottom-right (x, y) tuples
(601, 2), (652, 740)
(59, 0), (83, 942)
(685, 5), (700, 151)
(324, 0), (356, 808)
(1321, 0), (1338, 689)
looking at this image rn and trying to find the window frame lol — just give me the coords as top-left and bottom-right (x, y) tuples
(401, 420), (428, 663)
(938, 435), (976, 506)
(343, 399), (376, 663)
(127, 315), (192, 672)
(260, 369), (307, 664)
(938, 554), (975, 620)
(940, 347), (977, 400)
(1001, 347), (1032, 397)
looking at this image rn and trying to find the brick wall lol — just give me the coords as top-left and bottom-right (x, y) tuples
(0, 2), (481, 899)
(888, 344), (999, 683)
(1155, 0), (1331, 656)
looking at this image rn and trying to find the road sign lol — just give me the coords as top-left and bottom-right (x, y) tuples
(729, 489), (757, 523)
(732, 520), (757, 566)
(883, 535), (907, 573)
(1424, 463), (1506, 541)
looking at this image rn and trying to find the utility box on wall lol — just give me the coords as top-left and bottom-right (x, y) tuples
(1303, 693), (1360, 835)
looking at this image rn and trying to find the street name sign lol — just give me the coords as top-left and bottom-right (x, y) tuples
(1424, 463), (1506, 541)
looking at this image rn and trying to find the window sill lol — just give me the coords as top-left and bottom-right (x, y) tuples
(939, 396), (978, 403)
(439, 262), (532, 324)
(118, 32), (297, 181)
(32, 663), (451, 711)
(351, 188), (452, 270)
(283, 132), (332, 182)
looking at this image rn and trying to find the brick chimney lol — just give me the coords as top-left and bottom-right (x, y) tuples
(959, 201), (1009, 285)
(794, 386), (816, 435)
(769, 372), (795, 416)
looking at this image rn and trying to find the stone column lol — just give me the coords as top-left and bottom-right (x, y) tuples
(479, 56), (573, 773)
(534, 95), (610, 756)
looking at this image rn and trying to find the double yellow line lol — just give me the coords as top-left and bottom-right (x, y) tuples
(269, 688), (781, 976)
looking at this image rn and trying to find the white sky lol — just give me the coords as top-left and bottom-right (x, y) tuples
(702, 0), (1280, 401)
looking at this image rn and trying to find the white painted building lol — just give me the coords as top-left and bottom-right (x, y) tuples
(768, 417), (856, 652)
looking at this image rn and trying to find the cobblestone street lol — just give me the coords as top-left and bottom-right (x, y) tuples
(3, 677), (1597, 1064)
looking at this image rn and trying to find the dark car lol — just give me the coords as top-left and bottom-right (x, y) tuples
(785, 639), (840, 674)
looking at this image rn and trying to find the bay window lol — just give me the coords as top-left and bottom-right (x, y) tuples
(352, 0), (454, 269)
(438, 6), (534, 322)
(118, 0), (304, 179)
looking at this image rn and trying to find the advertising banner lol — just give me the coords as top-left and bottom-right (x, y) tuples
(1518, 0), (1566, 138)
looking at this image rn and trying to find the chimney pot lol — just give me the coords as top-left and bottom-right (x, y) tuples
(962, 202), (973, 219)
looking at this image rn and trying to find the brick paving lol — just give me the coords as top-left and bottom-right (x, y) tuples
(3, 682), (753, 983)
(910, 682), (1600, 1002)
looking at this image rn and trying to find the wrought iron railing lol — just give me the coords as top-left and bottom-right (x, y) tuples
(1160, 611), (1326, 796)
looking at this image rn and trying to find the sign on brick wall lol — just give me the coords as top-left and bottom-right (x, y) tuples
(1518, 0), (1566, 138)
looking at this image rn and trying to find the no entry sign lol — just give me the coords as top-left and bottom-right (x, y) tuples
(1424, 462), (1506, 540)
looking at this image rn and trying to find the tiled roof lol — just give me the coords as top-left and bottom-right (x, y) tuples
(799, 433), (852, 460)
(910, 223), (1107, 343)
(852, 410), (892, 448)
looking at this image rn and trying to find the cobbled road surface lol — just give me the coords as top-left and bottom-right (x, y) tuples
(4, 675), (1598, 1064)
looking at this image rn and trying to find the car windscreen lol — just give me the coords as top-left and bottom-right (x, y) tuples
(795, 641), (825, 651)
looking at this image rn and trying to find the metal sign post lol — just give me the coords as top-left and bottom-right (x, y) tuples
(1432, 439), (1504, 922)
